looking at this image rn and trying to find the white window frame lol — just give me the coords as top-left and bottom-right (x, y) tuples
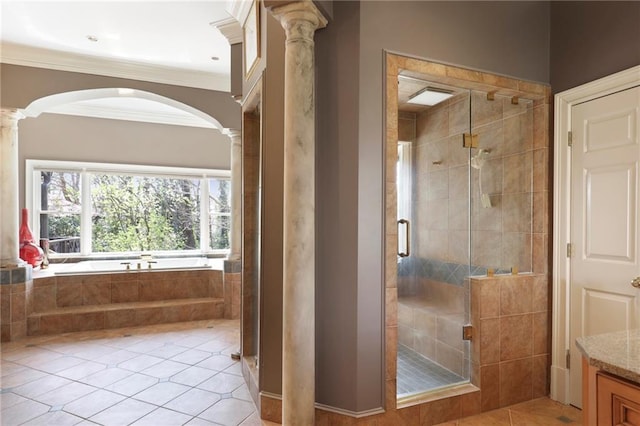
(25, 159), (230, 258)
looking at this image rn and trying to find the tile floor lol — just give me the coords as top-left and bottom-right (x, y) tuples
(435, 397), (583, 425)
(0, 319), (273, 426)
(1, 319), (581, 426)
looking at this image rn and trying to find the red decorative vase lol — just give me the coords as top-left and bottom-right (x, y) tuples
(19, 208), (36, 243)
(20, 242), (44, 268)
(19, 208), (43, 268)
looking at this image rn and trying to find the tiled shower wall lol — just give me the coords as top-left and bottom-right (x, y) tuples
(409, 90), (536, 276)
(469, 92), (535, 273)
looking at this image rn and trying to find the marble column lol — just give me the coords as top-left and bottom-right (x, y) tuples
(0, 109), (25, 268)
(225, 129), (242, 262)
(269, 2), (326, 425)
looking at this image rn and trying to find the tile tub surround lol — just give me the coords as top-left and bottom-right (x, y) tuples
(27, 269), (227, 336)
(576, 329), (640, 384)
(0, 265), (33, 342)
(223, 263), (242, 320)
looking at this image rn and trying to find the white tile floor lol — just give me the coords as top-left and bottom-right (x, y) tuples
(0, 319), (271, 426)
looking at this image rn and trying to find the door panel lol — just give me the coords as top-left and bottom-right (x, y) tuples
(569, 86), (640, 407)
(585, 165), (636, 261)
(582, 289), (637, 336)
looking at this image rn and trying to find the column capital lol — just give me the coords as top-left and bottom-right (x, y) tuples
(1, 109), (25, 128)
(223, 128), (242, 140)
(269, 0), (327, 39)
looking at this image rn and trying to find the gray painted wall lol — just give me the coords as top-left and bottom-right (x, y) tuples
(18, 113), (230, 209)
(1, 64), (241, 130)
(315, 0), (361, 410)
(550, 1), (640, 93)
(314, 1), (551, 413)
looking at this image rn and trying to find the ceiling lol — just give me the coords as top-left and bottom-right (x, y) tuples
(0, 1), (238, 128)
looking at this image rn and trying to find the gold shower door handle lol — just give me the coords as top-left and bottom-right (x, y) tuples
(398, 219), (410, 257)
(632, 277), (640, 288)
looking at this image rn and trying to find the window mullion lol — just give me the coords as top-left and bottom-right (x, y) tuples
(201, 177), (210, 253)
(81, 172), (92, 256)
(31, 169), (41, 240)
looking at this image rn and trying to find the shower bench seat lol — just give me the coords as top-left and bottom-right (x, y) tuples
(398, 295), (467, 377)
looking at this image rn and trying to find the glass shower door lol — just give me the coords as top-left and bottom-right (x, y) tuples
(396, 78), (472, 398)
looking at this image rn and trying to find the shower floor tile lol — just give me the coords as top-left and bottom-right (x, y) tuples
(397, 344), (466, 397)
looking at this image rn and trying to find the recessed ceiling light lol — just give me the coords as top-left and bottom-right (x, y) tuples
(211, 56), (220, 61)
(86, 35), (98, 42)
(407, 86), (454, 106)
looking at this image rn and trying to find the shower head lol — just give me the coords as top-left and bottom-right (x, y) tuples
(471, 149), (492, 208)
(470, 149), (489, 169)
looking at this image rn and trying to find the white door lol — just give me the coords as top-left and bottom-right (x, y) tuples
(569, 86), (640, 407)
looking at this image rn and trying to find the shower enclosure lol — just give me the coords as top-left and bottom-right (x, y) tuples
(396, 72), (534, 398)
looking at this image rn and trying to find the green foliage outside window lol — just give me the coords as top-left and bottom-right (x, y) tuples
(39, 170), (229, 254)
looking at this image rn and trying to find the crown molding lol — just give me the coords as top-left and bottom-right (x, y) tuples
(211, 17), (243, 45)
(0, 42), (230, 92)
(47, 102), (217, 129)
(226, 0), (253, 26)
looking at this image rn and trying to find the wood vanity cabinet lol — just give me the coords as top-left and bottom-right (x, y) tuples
(596, 372), (640, 425)
(584, 356), (640, 426)
(578, 331), (640, 426)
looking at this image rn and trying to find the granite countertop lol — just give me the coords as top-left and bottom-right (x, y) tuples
(576, 329), (640, 384)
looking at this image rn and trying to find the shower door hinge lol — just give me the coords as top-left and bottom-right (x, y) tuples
(568, 131), (573, 147)
(566, 349), (571, 369)
(463, 133), (479, 149)
(462, 325), (473, 341)
(566, 243), (573, 258)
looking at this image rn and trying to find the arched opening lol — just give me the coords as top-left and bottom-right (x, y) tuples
(19, 87), (232, 258)
(23, 88), (226, 131)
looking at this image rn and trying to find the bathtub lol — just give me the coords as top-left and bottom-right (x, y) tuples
(54, 257), (213, 275)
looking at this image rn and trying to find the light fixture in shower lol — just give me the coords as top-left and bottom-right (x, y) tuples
(407, 86), (454, 106)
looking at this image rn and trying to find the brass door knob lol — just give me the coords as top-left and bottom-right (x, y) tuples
(632, 277), (640, 288)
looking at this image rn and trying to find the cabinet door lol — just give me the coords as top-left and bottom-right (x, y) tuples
(597, 373), (640, 425)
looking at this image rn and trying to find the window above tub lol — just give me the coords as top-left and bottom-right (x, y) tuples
(25, 160), (230, 258)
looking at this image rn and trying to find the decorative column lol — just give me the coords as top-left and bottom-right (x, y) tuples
(222, 129), (242, 324)
(269, 2), (326, 425)
(1, 109), (25, 268)
(225, 129), (242, 262)
(1, 108), (32, 343)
